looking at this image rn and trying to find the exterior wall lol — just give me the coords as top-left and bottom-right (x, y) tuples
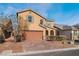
(17, 11), (46, 39)
(78, 30), (79, 39)
(72, 30), (79, 40)
(62, 30), (72, 40)
(46, 21), (55, 28)
(59, 31), (63, 36)
(43, 28), (56, 40)
(43, 21), (56, 39)
(46, 28), (56, 36)
(59, 30), (79, 40)
(17, 10), (56, 40)
(17, 11), (46, 31)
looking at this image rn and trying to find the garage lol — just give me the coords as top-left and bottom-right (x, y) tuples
(24, 30), (43, 41)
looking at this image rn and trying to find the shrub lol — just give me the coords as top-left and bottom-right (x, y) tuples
(46, 35), (65, 41)
(46, 35), (54, 41)
(56, 36), (64, 41)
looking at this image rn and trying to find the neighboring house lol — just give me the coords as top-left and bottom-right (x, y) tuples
(63, 26), (79, 41)
(16, 9), (57, 41)
(62, 25), (73, 40)
(71, 27), (79, 41)
(55, 24), (79, 41)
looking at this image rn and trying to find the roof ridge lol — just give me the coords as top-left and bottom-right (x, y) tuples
(17, 9), (54, 22)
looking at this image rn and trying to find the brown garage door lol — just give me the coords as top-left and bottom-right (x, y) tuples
(24, 30), (43, 41)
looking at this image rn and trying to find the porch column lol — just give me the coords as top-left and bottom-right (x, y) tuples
(71, 31), (73, 40)
(77, 30), (79, 39)
(54, 30), (56, 36)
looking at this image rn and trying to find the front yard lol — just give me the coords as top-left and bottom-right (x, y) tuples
(0, 37), (77, 54)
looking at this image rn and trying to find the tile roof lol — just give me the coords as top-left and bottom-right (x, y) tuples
(54, 24), (64, 30)
(39, 24), (54, 29)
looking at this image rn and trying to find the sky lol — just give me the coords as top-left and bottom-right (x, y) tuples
(0, 3), (79, 25)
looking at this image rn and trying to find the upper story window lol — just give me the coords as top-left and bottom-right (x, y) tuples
(40, 19), (43, 24)
(27, 15), (33, 22)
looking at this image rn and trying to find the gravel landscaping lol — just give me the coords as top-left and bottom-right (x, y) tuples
(0, 37), (77, 54)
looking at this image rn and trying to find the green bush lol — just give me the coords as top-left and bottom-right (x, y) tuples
(47, 35), (65, 41)
(56, 36), (64, 41)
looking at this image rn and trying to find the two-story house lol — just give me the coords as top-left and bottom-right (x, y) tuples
(16, 9), (57, 41)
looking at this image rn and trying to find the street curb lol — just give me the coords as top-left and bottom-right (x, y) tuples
(1, 47), (79, 56)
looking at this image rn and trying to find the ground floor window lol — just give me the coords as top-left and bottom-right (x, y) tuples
(50, 30), (54, 35)
(56, 30), (59, 36)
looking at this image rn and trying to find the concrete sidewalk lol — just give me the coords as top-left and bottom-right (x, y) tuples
(1, 47), (79, 56)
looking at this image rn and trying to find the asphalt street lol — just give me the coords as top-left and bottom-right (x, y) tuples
(26, 49), (79, 56)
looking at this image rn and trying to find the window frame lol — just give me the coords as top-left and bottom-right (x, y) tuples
(40, 19), (43, 25)
(27, 15), (33, 23)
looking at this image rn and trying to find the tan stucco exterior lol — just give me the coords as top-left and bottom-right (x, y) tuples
(17, 9), (56, 39)
(72, 30), (79, 40)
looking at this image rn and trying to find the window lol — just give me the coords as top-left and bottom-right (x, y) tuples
(56, 30), (59, 36)
(50, 30), (54, 35)
(27, 15), (32, 22)
(46, 30), (48, 36)
(40, 19), (43, 24)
